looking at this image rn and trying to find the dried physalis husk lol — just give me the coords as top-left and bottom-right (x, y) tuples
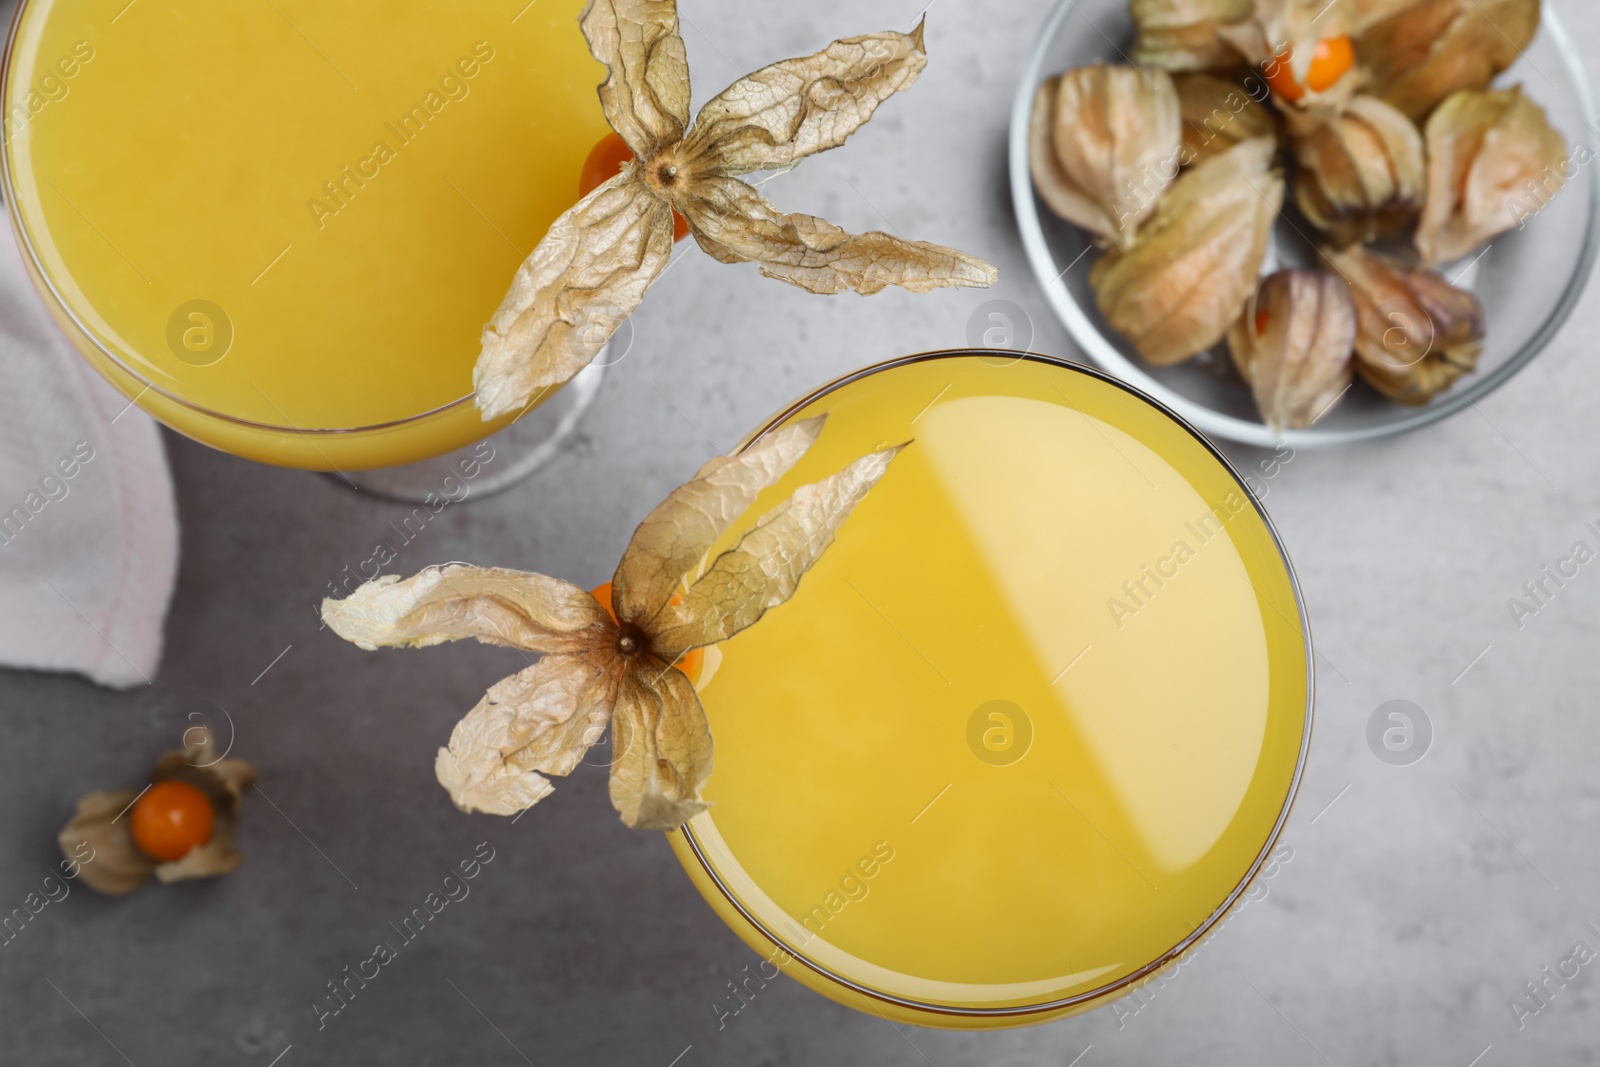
(1351, 0), (1423, 34)
(1325, 244), (1486, 404)
(473, 2), (996, 420)
(1220, 0), (1364, 136)
(1357, 0), (1541, 121)
(1416, 86), (1567, 267)
(1131, 0), (1256, 72)
(1275, 68), (1367, 139)
(1029, 64), (1182, 249)
(58, 728), (256, 895)
(1294, 95), (1424, 245)
(1227, 269), (1356, 430)
(1174, 73), (1283, 165)
(323, 416), (903, 832)
(1222, 0), (1354, 69)
(1091, 137), (1284, 365)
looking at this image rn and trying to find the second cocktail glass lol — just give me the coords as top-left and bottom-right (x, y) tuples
(671, 350), (1312, 1027)
(2, 0), (610, 496)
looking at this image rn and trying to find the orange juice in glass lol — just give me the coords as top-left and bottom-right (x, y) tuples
(1, 0), (611, 492)
(673, 351), (1311, 1027)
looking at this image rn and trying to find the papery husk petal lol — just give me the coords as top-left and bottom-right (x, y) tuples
(322, 565), (613, 655)
(683, 22), (927, 176)
(435, 653), (617, 816)
(1174, 72), (1283, 166)
(652, 444), (905, 656)
(613, 415), (827, 625)
(58, 791), (155, 895)
(474, 170), (676, 419)
(155, 840), (244, 884)
(1090, 136), (1283, 365)
(1227, 268), (1356, 430)
(1272, 0), (1355, 49)
(581, 0), (691, 156)
(511, 661), (623, 780)
(170, 727), (255, 797)
(1416, 86), (1567, 267)
(1212, 0), (1361, 134)
(162, 726), (254, 794)
(1131, 0), (1256, 72)
(1352, 0), (1423, 33)
(608, 661), (713, 830)
(1357, 0), (1540, 121)
(1030, 83), (1122, 236)
(1029, 65), (1183, 250)
(679, 175), (996, 294)
(691, 225), (746, 264)
(195, 756), (258, 802)
(1325, 244), (1485, 403)
(1220, 0), (1354, 75)
(1273, 67), (1368, 138)
(1294, 94), (1425, 244)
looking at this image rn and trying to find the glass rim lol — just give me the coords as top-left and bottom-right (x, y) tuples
(1007, 0), (1600, 450)
(678, 347), (1318, 1019)
(0, 0), (541, 437)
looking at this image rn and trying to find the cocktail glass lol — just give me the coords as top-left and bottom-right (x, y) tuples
(2, 0), (612, 500)
(672, 349), (1312, 1027)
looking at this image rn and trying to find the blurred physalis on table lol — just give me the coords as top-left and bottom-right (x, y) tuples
(59, 728), (256, 895)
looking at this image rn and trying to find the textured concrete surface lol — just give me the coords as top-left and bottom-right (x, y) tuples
(4, 1), (1600, 1064)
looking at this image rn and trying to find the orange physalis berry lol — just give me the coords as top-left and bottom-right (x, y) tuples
(579, 132), (691, 243)
(129, 780), (215, 863)
(1263, 35), (1355, 104)
(1255, 305), (1272, 337)
(592, 581), (703, 683)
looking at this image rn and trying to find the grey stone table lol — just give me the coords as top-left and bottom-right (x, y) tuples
(4, 1), (1599, 1064)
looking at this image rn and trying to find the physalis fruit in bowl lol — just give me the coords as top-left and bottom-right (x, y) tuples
(1032, 0), (1563, 431)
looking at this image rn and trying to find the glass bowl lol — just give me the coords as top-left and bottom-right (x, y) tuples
(1009, 0), (1600, 448)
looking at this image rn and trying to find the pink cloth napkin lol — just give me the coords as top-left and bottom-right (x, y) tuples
(0, 227), (179, 688)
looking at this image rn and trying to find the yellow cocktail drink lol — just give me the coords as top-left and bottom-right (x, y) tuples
(672, 353), (1310, 1027)
(2, 0), (608, 469)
